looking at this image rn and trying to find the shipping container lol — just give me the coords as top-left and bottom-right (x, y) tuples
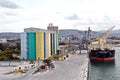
(28, 32), (36, 60)
(36, 32), (44, 60)
(20, 33), (28, 60)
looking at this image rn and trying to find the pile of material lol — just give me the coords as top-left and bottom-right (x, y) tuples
(33, 60), (55, 74)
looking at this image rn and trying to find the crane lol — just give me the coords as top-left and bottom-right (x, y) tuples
(98, 26), (115, 50)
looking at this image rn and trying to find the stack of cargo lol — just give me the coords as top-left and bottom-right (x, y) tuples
(21, 26), (59, 60)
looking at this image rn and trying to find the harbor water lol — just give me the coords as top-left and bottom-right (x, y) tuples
(88, 47), (120, 80)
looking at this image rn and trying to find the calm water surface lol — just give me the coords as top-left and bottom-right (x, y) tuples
(88, 47), (120, 80)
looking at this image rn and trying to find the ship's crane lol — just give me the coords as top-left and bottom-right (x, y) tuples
(99, 26), (115, 50)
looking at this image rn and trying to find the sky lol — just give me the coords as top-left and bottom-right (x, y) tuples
(0, 0), (120, 32)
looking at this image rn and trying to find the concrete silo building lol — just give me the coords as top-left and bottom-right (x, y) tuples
(20, 24), (59, 60)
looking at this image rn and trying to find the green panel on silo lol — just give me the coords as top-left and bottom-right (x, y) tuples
(44, 32), (46, 59)
(53, 33), (55, 54)
(28, 32), (36, 60)
(50, 33), (52, 55)
(50, 33), (53, 55)
(56, 33), (59, 50)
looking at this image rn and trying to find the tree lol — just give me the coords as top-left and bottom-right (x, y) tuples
(0, 43), (9, 51)
(0, 43), (4, 51)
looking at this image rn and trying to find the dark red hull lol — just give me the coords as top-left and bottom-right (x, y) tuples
(90, 56), (115, 62)
(89, 49), (115, 62)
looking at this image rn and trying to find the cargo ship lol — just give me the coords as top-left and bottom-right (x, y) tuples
(88, 26), (115, 62)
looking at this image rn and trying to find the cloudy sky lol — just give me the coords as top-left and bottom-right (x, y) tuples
(0, 0), (120, 32)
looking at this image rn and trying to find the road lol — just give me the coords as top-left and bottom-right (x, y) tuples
(1, 53), (89, 80)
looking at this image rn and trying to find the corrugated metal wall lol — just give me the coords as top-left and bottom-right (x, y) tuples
(28, 32), (36, 60)
(54, 33), (57, 54)
(46, 32), (50, 58)
(36, 32), (44, 60)
(44, 32), (46, 59)
(20, 32), (28, 60)
(20, 31), (58, 60)
(50, 33), (57, 55)
(49, 33), (51, 56)
(53, 33), (55, 54)
(50, 33), (53, 55)
(56, 33), (59, 51)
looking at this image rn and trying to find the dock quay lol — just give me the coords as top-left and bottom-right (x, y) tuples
(0, 53), (89, 80)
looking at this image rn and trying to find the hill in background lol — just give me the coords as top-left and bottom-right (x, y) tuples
(0, 33), (20, 39)
(0, 29), (120, 39)
(59, 29), (120, 38)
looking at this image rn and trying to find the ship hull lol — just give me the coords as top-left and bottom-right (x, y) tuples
(89, 49), (115, 62)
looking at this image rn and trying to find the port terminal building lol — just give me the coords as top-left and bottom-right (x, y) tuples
(20, 24), (59, 60)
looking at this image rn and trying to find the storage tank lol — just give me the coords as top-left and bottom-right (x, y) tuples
(20, 32), (28, 60)
(27, 32), (36, 60)
(36, 32), (44, 60)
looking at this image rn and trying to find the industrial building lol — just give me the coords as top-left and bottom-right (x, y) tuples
(20, 24), (59, 60)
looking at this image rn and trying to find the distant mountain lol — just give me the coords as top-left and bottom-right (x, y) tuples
(112, 29), (120, 33)
(0, 33), (20, 39)
(98, 29), (120, 34)
(58, 29), (84, 37)
(0, 29), (119, 40)
(98, 29), (120, 37)
(58, 29), (120, 38)
(58, 29), (100, 38)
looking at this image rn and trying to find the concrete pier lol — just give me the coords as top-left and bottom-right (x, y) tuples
(29, 53), (89, 80)
(0, 53), (89, 80)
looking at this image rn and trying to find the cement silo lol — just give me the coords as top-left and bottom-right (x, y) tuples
(21, 25), (59, 60)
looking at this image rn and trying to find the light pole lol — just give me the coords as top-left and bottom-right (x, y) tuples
(87, 27), (91, 53)
(68, 35), (71, 52)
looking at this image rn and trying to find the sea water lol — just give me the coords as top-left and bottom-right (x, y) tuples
(88, 47), (120, 80)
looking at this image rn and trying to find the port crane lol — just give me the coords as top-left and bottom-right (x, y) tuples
(88, 26), (115, 50)
(98, 26), (115, 50)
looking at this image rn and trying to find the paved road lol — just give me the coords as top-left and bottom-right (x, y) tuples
(29, 53), (89, 80)
(1, 53), (89, 80)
